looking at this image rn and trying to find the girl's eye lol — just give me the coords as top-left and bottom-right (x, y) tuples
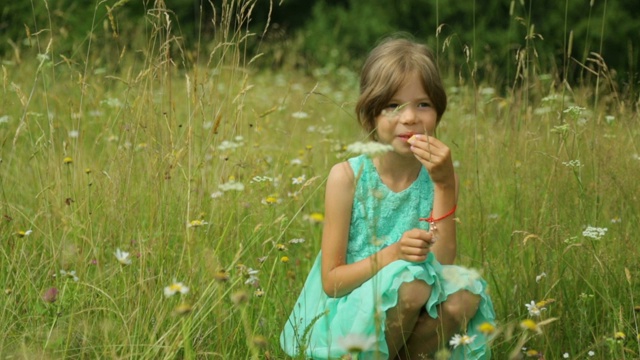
(386, 103), (399, 109)
(418, 102), (431, 108)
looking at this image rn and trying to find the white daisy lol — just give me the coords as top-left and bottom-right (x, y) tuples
(114, 248), (132, 265)
(164, 281), (189, 297)
(449, 334), (477, 348)
(337, 333), (377, 353)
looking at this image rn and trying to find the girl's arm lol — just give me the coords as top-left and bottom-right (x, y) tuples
(409, 134), (459, 265)
(320, 161), (433, 298)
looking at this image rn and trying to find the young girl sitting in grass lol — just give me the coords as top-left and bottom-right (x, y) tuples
(280, 35), (496, 359)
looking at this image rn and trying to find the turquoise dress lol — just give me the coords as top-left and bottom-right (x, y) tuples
(280, 155), (495, 359)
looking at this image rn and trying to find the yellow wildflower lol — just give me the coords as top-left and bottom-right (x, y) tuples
(63, 157), (73, 164)
(477, 322), (495, 335)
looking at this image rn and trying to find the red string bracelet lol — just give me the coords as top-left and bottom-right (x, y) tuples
(419, 204), (457, 223)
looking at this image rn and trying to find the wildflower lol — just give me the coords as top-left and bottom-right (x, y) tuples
(610, 217), (621, 223)
(101, 98), (123, 108)
(213, 270), (229, 283)
(276, 244), (287, 251)
(63, 157), (73, 164)
(261, 195), (281, 205)
(244, 268), (260, 286)
(337, 334), (377, 353)
(218, 181), (245, 192)
(42, 287), (59, 303)
(187, 219), (209, 228)
(0, 115), (10, 124)
(291, 175), (306, 185)
(582, 226), (607, 240)
(289, 238), (305, 244)
(164, 281), (189, 297)
(520, 319), (541, 333)
(68, 130), (79, 138)
(59, 269), (79, 282)
(525, 301), (546, 317)
(114, 248), (132, 265)
(605, 115), (615, 124)
(563, 106), (586, 118)
(477, 322), (495, 335)
(210, 191), (223, 199)
(281, 256), (289, 263)
(4, 288), (12, 295)
(84, 168), (92, 174)
(252, 335), (268, 349)
(250, 176), (273, 183)
(254, 288), (265, 297)
(304, 212), (324, 223)
(16, 230), (32, 238)
(290, 158), (303, 166)
(449, 334), (477, 348)
(173, 302), (193, 316)
(230, 290), (249, 305)
(563, 353), (569, 358)
(346, 141), (394, 157)
(614, 331), (625, 340)
(525, 349), (540, 357)
(588, 350), (595, 357)
(217, 139), (244, 151)
(562, 160), (582, 167)
(292, 111), (309, 119)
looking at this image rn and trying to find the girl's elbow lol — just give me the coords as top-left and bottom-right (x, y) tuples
(322, 281), (341, 298)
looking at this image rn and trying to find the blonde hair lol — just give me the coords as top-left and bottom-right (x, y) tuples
(355, 37), (447, 139)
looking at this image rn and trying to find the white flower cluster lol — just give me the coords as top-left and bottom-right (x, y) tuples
(292, 111), (309, 119)
(218, 180), (245, 192)
(582, 226), (607, 240)
(250, 176), (273, 183)
(525, 300), (546, 317)
(346, 141), (394, 157)
(562, 160), (582, 167)
(59, 269), (79, 282)
(101, 97), (123, 108)
(563, 105), (586, 118)
(217, 136), (245, 151)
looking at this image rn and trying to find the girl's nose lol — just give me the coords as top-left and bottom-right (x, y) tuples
(399, 107), (417, 124)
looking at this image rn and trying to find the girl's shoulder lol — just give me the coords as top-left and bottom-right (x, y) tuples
(327, 160), (355, 189)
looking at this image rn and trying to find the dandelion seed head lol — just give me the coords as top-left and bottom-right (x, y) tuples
(346, 141), (393, 157)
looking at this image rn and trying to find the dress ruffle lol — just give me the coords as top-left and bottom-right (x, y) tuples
(280, 252), (495, 359)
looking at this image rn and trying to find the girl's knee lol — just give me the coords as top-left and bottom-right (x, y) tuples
(397, 280), (431, 313)
(442, 290), (480, 324)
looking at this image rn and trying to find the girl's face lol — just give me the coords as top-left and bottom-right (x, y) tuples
(374, 72), (438, 156)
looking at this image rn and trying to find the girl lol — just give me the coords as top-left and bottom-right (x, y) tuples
(280, 36), (495, 359)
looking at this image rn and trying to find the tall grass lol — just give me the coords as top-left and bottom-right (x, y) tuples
(1, 0), (639, 359)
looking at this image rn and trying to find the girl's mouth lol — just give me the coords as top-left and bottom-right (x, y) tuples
(397, 133), (417, 142)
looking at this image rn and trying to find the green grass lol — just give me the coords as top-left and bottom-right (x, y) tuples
(1, 3), (640, 360)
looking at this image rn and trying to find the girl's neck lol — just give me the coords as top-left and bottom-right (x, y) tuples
(373, 153), (422, 186)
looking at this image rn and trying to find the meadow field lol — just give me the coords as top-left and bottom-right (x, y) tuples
(1, 3), (639, 360)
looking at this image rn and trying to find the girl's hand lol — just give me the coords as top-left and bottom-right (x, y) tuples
(393, 228), (434, 263)
(408, 134), (455, 187)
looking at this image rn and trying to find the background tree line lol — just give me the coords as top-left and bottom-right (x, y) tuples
(1, 0), (638, 96)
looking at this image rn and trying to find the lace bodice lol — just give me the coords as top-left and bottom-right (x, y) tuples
(346, 155), (434, 263)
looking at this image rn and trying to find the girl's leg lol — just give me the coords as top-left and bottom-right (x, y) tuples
(385, 280), (432, 358)
(399, 290), (481, 359)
